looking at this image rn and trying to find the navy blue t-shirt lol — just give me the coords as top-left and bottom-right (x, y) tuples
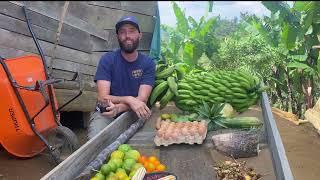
(94, 49), (156, 97)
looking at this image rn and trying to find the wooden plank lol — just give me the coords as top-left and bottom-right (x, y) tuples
(55, 89), (97, 112)
(0, 28), (95, 66)
(53, 78), (96, 92)
(90, 34), (108, 52)
(40, 111), (137, 180)
(50, 58), (96, 76)
(120, 1), (157, 16)
(51, 69), (94, 82)
(0, 13), (92, 53)
(85, 5), (155, 32)
(88, 1), (157, 16)
(261, 92), (294, 180)
(87, 1), (121, 9)
(0, 44), (35, 58)
(2, 1), (107, 44)
(67, 1), (90, 23)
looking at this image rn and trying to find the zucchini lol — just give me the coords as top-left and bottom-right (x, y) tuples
(222, 117), (263, 129)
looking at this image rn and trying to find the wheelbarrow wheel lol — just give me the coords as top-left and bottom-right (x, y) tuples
(47, 126), (80, 164)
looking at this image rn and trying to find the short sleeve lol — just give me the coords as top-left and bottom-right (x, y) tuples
(141, 58), (156, 86)
(94, 53), (113, 82)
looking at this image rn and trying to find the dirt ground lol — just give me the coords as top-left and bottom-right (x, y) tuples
(0, 106), (320, 180)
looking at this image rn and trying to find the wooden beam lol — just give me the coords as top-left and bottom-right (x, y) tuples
(261, 92), (294, 180)
(0, 13), (92, 53)
(40, 111), (137, 180)
(0, 28), (96, 66)
(55, 89), (97, 112)
(85, 4), (155, 33)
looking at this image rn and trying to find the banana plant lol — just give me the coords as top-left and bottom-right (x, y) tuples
(161, 1), (220, 70)
(247, 1), (320, 115)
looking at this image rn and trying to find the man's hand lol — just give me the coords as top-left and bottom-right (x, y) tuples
(127, 97), (151, 120)
(101, 100), (119, 118)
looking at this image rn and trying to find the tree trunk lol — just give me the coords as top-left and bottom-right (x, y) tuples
(301, 71), (314, 110)
(272, 65), (285, 109)
(285, 69), (295, 113)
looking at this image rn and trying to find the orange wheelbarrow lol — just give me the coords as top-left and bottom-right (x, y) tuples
(0, 6), (82, 164)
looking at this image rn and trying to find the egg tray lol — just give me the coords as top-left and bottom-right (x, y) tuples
(154, 120), (208, 146)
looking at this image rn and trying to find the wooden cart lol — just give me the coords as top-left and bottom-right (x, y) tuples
(41, 92), (294, 180)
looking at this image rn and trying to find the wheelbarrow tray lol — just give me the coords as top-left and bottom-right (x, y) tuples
(41, 92), (294, 180)
(0, 55), (58, 157)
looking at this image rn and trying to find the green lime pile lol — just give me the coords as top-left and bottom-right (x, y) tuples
(90, 144), (143, 180)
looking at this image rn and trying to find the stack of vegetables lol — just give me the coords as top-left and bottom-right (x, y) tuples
(176, 70), (267, 113)
(150, 62), (268, 113)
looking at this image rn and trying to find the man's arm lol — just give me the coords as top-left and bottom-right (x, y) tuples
(97, 80), (130, 113)
(97, 80), (153, 118)
(137, 84), (153, 103)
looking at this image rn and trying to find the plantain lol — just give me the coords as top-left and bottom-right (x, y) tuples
(167, 76), (178, 96)
(159, 88), (175, 109)
(174, 63), (186, 80)
(155, 79), (165, 86)
(149, 81), (168, 105)
(156, 65), (175, 79)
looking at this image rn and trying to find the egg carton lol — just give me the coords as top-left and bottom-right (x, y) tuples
(154, 120), (208, 146)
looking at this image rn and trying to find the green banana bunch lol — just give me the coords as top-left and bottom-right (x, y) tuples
(175, 70), (267, 113)
(149, 62), (188, 109)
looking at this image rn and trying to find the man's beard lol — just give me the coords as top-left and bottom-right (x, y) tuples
(118, 38), (140, 53)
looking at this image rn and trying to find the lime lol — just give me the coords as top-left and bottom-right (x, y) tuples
(100, 163), (112, 176)
(118, 144), (132, 153)
(116, 168), (127, 174)
(123, 158), (136, 173)
(115, 170), (128, 180)
(94, 172), (105, 180)
(107, 161), (117, 172)
(124, 150), (140, 161)
(109, 158), (123, 169)
(111, 150), (125, 160)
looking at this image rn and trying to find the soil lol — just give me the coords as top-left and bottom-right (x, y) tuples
(0, 105), (320, 180)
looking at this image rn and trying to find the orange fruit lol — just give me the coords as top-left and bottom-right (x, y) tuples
(146, 163), (155, 173)
(153, 160), (160, 167)
(156, 164), (166, 172)
(138, 155), (147, 164)
(143, 161), (149, 168)
(148, 156), (158, 164)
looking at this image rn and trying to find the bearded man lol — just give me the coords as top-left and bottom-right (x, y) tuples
(88, 16), (156, 139)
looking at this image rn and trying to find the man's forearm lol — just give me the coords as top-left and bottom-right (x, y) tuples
(102, 95), (132, 105)
(116, 103), (130, 113)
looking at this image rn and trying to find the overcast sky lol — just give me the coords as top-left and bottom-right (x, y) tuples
(158, 1), (274, 27)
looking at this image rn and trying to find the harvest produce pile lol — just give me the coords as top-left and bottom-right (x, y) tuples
(151, 63), (268, 113)
(90, 144), (167, 180)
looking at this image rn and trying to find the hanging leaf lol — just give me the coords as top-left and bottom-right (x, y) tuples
(286, 61), (312, 70)
(305, 25), (313, 35)
(290, 54), (308, 62)
(208, 1), (213, 12)
(172, 1), (189, 36)
(281, 23), (298, 50)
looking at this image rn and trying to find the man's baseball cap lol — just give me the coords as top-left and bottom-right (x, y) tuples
(116, 16), (140, 34)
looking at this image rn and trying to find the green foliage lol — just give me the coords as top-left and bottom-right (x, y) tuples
(216, 33), (282, 80)
(160, 1), (320, 117)
(160, 1), (220, 69)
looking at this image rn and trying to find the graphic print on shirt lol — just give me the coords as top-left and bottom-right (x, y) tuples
(131, 69), (143, 78)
